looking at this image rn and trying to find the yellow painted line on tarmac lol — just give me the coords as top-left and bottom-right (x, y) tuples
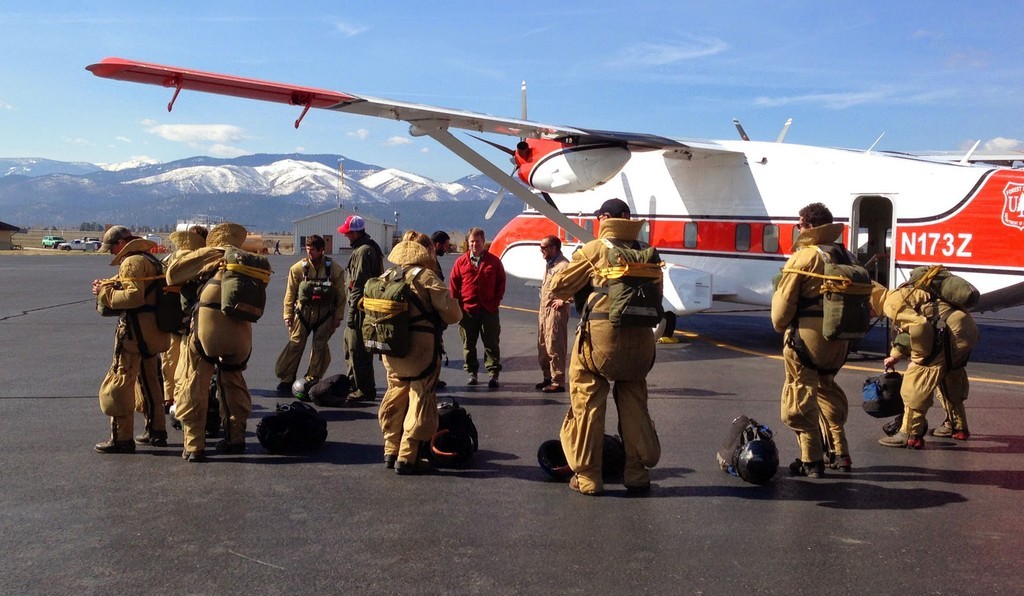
(501, 304), (1024, 387)
(673, 328), (1024, 388)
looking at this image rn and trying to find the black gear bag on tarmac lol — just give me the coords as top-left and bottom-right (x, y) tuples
(256, 401), (328, 454)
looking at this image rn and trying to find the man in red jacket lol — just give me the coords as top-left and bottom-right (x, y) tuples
(449, 227), (506, 388)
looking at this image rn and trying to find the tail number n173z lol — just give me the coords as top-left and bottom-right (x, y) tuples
(900, 232), (973, 258)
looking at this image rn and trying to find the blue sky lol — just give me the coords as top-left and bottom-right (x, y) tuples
(2, 2), (1023, 181)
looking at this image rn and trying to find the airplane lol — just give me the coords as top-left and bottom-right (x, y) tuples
(87, 57), (1024, 332)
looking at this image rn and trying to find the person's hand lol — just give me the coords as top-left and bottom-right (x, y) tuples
(91, 279), (103, 296)
(883, 355), (900, 369)
(284, 317), (293, 329)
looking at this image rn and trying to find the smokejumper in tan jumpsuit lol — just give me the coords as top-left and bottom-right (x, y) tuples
(166, 223), (255, 459)
(160, 229), (206, 410)
(96, 238), (170, 448)
(274, 255), (346, 384)
(548, 218), (662, 495)
(538, 251), (570, 389)
(771, 223), (852, 469)
(377, 240), (463, 468)
(875, 286), (979, 441)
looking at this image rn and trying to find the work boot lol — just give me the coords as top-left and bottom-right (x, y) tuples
(788, 459), (825, 478)
(879, 431), (925, 449)
(134, 430), (168, 447)
(535, 379), (552, 390)
(829, 455), (853, 473)
(182, 449), (206, 463)
(488, 374), (499, 389)
(276, 381), (292, 396)
(94, 438), (136, 454)
(384, 453), (397, 469)
(467, 373), (478, 386)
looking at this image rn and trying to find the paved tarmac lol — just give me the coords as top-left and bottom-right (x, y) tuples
(2, 253), (1023, 594)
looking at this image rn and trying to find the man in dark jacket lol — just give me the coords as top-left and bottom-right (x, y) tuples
(339, 215), (384, 402)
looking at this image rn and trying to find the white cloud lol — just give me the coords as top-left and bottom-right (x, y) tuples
(607, 37), (729, 68)
(208, 143), (249, 158)
(419, 147), (430, 154)
(983, 137), (1024, 152)
(753, 86), (951, 110)
(116, 136), (131, 143)
(61, 136), (91, 146)
(385, 136), (412, 146)
(0, 99), (13, 110)
(911, 29), (943, 40)
(143, 122), (246, 144)
(348, 128), (370, 141)
(330, 18), (368, 37)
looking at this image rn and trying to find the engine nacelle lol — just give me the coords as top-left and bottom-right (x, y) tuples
(516, 140), (631, 193)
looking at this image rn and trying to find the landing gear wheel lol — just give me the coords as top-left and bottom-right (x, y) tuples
(653, 312), (677, 339)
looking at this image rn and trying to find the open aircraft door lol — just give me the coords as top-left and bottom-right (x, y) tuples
(852, 195), (894, 287)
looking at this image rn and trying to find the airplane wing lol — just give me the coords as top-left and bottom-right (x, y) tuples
(86, 57), (735, 154)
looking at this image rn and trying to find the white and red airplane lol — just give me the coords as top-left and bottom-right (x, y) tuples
(87, 57), (1024, 327)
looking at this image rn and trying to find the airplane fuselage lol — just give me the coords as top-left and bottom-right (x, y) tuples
(491, 140), (1024, 312)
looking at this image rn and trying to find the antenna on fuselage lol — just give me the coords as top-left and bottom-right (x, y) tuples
(733, 118), (750, 141)
(866, 132), (886, 154)
(775, 118), (793, 143)
(959, 139), (981, 164)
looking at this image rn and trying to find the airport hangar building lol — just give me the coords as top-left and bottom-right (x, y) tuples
(291, 207), (397, 255)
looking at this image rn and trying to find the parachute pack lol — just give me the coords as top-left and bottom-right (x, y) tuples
(429, 400), (479, 468)
(786, 244), (873, 341)
(216, 246), (272, 322)
(361, 266), (437, 358)
(907, 265), (979, 310)
(256, 401), (328, 454)
(589, 239), (665, 328)
(96, 252), (184, 335)
(140, 253), (189, 334)
(862, 369), (904, 418)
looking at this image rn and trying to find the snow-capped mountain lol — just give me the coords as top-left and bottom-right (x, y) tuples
(0, 154), (515, 233)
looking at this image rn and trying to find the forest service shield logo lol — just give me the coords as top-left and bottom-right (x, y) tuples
(1002, 182), (1024, 231)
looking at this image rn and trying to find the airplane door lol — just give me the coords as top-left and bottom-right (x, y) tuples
(851, 195), (893, 286)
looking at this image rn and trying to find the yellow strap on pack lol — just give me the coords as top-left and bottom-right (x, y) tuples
(360, 297), (407, 321)
(780, 268), (874, 295)
(598, 262), (665, 280)
(913, 265), (945, 290)
(223, 262), (272, 284)
(102, 274), (163, 286)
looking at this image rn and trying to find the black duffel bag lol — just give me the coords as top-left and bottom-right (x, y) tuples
(257, 401), (328, 454)
(862, 369), (904, 418)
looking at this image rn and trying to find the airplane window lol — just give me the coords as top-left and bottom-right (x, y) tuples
(792, 226), (801, 248)
(684, 222), (698, 248)
(639, 221), (650, 245)
(763, 224), (780, 253)
(736, 223), (751, 252)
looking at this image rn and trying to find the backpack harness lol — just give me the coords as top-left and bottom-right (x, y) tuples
(295, 257), (335, 332)
(361, 266), (444, 381)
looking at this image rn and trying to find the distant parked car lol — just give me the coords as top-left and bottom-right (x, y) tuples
(57, 238), (100, 252)
(42, 235), (66, 248)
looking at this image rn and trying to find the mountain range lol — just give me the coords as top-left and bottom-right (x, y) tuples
(0, 154), (523, 235)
